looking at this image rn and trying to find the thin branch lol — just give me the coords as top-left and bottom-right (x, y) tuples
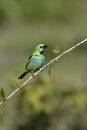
(0, 38), (87, 106)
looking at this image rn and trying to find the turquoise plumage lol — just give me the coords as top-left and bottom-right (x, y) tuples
(18, 44), (48, 79)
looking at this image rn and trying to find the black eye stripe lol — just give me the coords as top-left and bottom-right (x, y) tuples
(40, 46), (43, 48)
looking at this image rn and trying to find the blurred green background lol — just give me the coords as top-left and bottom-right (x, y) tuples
(0, 0), (87, 130)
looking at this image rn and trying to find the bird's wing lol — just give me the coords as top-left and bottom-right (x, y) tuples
(25, 55), (32, 69)
(28, 55), (32, 60)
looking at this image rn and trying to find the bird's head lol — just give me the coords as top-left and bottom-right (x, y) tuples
(35, 44), (48, 54)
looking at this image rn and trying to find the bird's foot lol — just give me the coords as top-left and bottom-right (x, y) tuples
(31, 73), (35, 78)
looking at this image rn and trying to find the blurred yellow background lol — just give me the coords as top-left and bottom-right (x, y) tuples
(0, 0), (87, 130)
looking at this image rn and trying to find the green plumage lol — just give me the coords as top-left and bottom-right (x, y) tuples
(18, 44), (48, 79)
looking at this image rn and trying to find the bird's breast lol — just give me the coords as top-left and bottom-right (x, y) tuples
(27, 55), (45, 72)
(33, 55), (45, 65)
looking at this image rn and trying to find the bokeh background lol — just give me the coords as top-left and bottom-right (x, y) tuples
(0, 0), (87, 130)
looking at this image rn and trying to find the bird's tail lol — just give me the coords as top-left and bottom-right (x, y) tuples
(18, 71), (28, 79)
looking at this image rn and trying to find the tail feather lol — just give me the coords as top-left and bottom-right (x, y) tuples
(18, 71), (28, 79)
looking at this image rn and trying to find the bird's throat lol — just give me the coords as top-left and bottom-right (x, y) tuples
(40, 50), (44, 54)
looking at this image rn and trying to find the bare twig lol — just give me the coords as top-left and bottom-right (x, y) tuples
(0, 38), (87, 106)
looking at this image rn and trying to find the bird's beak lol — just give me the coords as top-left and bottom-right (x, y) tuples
(43, 44), (48, 49)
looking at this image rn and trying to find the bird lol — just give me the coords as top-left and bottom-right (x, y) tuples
(18, 44), (48, 79)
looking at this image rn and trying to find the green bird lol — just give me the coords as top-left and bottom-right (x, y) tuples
(18, 44), (48, 79)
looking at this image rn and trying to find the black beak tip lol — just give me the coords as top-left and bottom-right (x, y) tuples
(44, 44), (48, 48)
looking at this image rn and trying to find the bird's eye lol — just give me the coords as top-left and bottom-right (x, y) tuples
(40, 46), (43, 48)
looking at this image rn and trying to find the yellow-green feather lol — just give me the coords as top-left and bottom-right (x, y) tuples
(32, 50), (40, 56)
